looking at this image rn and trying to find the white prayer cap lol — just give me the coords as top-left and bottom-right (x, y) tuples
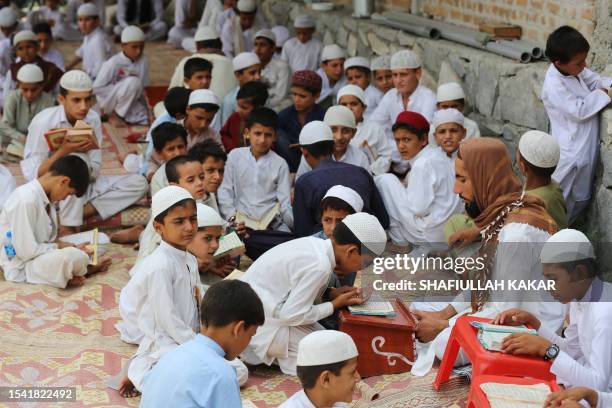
(188, 89), (219, 107)
(324, 185), (364, 213)
(196, 203), (225, 228)
(370, 55), (390, 71)
(121, 25), (145, 43)
(540, 229), (595, 264)
(194, 26), (219, 42)
(77, 3), (99, 17)
(272, 26), (289, 48)
(297, 330), (358, 366)
(232, 52), (260, 71)
(341, 212), (387, 256)
(17, 64), (43, 83)
(432, 108), (465, 129)
(337, 84), (366, 105)
(390, 50), (421, 70)
(294, 14), (315, 28)
(255, 28), (276, 44)
(13, 30), (38, 46)
(518, 130), (560, 169)
(344, 56), (370, 71)
(152, 186), (194, 220)
(0, 7), (17, 27)
(321, 44), (345, 62)
(237, 0), (256, 13)
(299, 120), (333, 145)
(60, 70), (93, 92)
(437, 82), (466, 103)
(324, 105), (356, 129)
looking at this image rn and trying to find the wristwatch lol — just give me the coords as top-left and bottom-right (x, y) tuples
(543, 344), (559, 361)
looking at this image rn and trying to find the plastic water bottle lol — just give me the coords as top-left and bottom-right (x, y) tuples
(3, 231), (16, 259)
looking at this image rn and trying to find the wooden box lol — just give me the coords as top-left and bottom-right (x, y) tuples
(339, 300), (417, 378)
(479, 23), (522, 39)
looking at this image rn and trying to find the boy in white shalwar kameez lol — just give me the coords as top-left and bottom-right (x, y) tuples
(220, 0), (260, 59)
(183, 89), (223, 148)
(27, 0), (82, 42)
(21, 70), (148, 232)
(316, 44), (347, 108)
(0, 156), (99, 288)
(93, 26), (149, 127)
(281, 15), (322, 73)
(254, 29), (291, 112)
(0, 8), (20, 106)
(167, 0), (198, 48)
(541, 26), (612, 223)
(344, 56), (381, 120)
(428, 82), (480, 145)
(221, 52), (261, 125)
(241, 212), (387, 375)
(65, 0), (106, 40)
(337, 84), (394, 176)
(295, 105), (369, 180)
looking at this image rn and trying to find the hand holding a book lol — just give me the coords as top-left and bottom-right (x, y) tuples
(413, 310), (450, 343)
(209, 255), (236, 278)
(545, 387), (598, 408)
(332, 288), (363, 310)
(501, 333), (551, 357)
(59, 137), (95, 155)
(493, 308), (541, 330)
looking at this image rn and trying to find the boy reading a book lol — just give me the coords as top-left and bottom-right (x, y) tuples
(149, 123), (189, 196)
(0, 155), (110, 288)
(139, 280), (264, 407)
(279, 330), (360, 408)
(218, 107), (293, 232)
(93, 25), (149, 127)
(183, 89), (223, 148)
(21, 70), (148, 234)
(546, 386), (612, 408)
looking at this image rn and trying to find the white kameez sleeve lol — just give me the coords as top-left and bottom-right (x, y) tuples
(268, 63), (290, 108)
(10, 201), (57, 261)
(217, 154), (237, 220)
(220, 19), (234, 58)
(368, 128), (393, 176)
(545, 77), (611, 122)
(277, 268), (334, 326)
(405, 164), (436, 217)
(92, 60), (115, 92)
(88, 118), (104, 178)
(142, 57), (150, 87)
(580, 68), (612, 90)
(152, 0), (165, 24)
(21, 116), (51, 181)
(276, 161), (293, 229)
(597, 391), (612, 408)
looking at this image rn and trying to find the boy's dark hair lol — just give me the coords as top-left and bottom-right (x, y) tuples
(188, 103), (220, 114)
(345, 66), (370, 76)
(32, 22), (52, 37)
(437, 99), (465, 107)
(164, 87), (192, 118)
(518, 151), (556, 178)
(391, 123), (429, 139)
(301, 140), (334, 159)
(165, 155), (200, 183)
(545, 25), (590, 64)
(49, 155), (90, 197)
(153, 198), (196, 224)
(246, 106), (277, 129)
(200, 280), (265, 328)
(188, 139), (227, 163)
(292, 84), (320, 96)
(184, 57), (213, 79)
(195, 38), (223, 51)
(557, 258), (598, 279)
(237, 81), (269, 108)
(152, 122), (188, 152)
(320, 196), (356, 217)
(333, 221), (377, 257)
(255, 35), (275, 48)
(297, 361), (349, 389)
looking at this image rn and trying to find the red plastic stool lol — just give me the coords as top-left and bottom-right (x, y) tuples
(433, 315), (555, 390)
(467, 374), (561, 408)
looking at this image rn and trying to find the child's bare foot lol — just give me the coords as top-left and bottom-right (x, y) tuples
(109, 112), (128, 128)
(118, 375), (140, 398)
(110, 225), (144, 244)
(86, 256), (112, 276)
(67, 276), (86, 287)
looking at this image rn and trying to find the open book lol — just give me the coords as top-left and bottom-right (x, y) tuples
(224, 269), (245, 280)
(61, 228), (100, 266)
(348, 300), (396, 317)
(480, 382), (550, 408)
(5, 140), (24, 159)
(235, 203), (280, 230)
(471, 322), (537, 352)
(44, 120), (98, 151)
(213, 231), (245, 259)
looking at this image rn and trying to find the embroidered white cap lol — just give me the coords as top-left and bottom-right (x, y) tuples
(324, 185), (364, 213)
(17, 64), (44, 83)
(59, 70), (93, 92)
(152, 186), (194, 220)
(0, 7), (17, 27)
(294, 14), (315, 28)
(432, 108), (465, 129)
(540, 229), (595, 264)
(337, 84), (366, 105)
(344, 56), (370, 71)
(324, 105), (356, 129)
(77, 3), (99, 17)
(298, 120), (333, 145)
(297, 330), (358, 366)
(341, 212), (387, 256)
(321, 44), (345, 62)
(232, 51), (260, 71)
(237, 0), (257, 13)
(271, 25), (289, 48)
(121, 25), (145, 43)
(255, 28), (276, 44)
(437, 82), (466, 103)
(188, 89), (219, 107)
(370, 55), (391, 71)
(13, 30), (38, 46)
(390, 50), (421, 70)
(194, 26), (219, 42)
(196, 203), (226, 228)
(518, 130), (560, 169)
